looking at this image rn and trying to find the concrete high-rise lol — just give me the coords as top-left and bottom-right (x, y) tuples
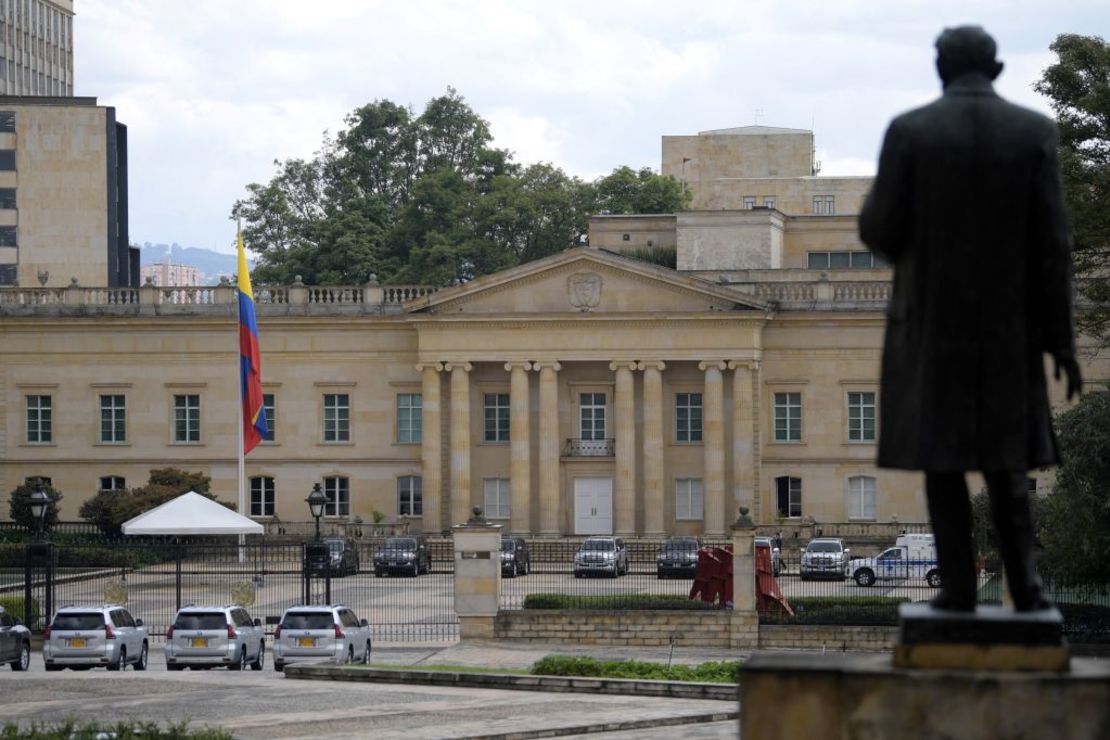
(0, 0), (74, 96)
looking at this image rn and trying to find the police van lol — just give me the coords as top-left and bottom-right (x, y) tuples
(848, 533), (940, 588)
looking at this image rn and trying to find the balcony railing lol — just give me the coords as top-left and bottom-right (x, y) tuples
(564, 438), (615, 457)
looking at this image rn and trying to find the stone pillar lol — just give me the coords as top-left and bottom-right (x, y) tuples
(505, 361), (533, 534)
(418, 363), (444, 533)
(729, 360), (756, 522)
(730, 506), (760, 649)
(700, 361), (728, 535)
(640, 361), (666, 537)
(535, 362), (562, 535)
(446, 362), (473, 527)
(610, 361), (638, 536)
(452, 511), (502, 639)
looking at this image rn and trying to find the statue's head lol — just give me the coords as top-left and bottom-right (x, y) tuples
(935, 26), (1003, 85)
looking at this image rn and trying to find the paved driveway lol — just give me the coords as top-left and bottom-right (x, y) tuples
(0, 650), (739, 739)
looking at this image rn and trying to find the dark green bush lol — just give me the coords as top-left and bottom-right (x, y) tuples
(522, 593), (719, 610)
(761, 596), (910, 625)
(0, 595), (40, 626)
(531, 655), (741, 683)
(0, 720), (232, 739)
(1059, 603), (1110, 644)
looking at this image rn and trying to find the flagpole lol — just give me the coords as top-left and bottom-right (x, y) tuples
(237, 225), (247, 564)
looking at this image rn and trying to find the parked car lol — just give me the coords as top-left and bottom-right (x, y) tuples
(304, 538), (360, 577)
(373, 536), (431, 577)
(272, 604), (371, 671)
(574, 536), (629, 578)
(164, 605), (266, 671)
(0, 605), (31, 671)
(754, 537), (783, 577)
(43, 605), (148, 671)
(656, 536), (701, 578)
(849, 534), (940, 587)
(799, 538), (850, 581)
(500, 537), (531, 577)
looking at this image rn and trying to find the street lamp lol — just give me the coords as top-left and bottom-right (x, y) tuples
(28, 478), (50, 541)
(306, 483), (326, 542)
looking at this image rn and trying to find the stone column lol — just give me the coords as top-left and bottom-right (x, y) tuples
(452, 511), (502, 639)
(610, 361), (638, 536)
(417, 362), (444, 533)
(505, 361), (533, 534)
(730, 506), (759, 649)
(535, 361), (562, 535)
(639, 361), (666, 537)
(729, 360), (756, 522)
(700, 360), (727, 535)
(446, 362), (473, 527)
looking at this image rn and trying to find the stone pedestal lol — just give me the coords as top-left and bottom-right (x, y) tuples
(452, 515), (501, 639)
(896, 602), (1069, 672)
(741, 652), (1110, 740)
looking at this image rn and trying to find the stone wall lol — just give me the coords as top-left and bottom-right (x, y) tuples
(495, 609), (759, 648)
(757, 624), (896, 651)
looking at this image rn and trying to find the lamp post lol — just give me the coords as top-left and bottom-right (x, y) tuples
(306, 483), (326, 542)
(28, 478), (50, 542)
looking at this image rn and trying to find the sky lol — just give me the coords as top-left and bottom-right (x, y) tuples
(74, 0), (1108, 255)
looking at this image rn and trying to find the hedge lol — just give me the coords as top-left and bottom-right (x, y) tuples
(761, 596), (910, 625)
(522, 593), (720, 611)
(0, 544), (166, 569)
(1, 721), (232, 739)
(531, 655), (742, 683)
(0, 595), (40, 626)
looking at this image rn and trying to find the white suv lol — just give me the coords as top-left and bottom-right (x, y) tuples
(799, 538), (850, 581)
(165, 605), (266, 671)
(43, 605), (148, 671)
(272, 605), (371, 672)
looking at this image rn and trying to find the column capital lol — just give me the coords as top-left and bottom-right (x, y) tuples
(533, 361), (562, 372)
(444, 362), (473, 373)
(698, 360), (728, 372)
(504, 361), (534, 372)
(727, 359), (760, 371)
(608, 360), (639, 372)
(415, 362), (444, 373)
(637, 360), (666, 372)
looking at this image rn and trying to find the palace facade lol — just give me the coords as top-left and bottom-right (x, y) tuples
(0, 126), (1096, 535)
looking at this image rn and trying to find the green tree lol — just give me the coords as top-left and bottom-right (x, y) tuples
(1034, 34), (1110, 344)
(79, 468), (216, 538)
(589, 166), (691, 216)
(1039, 391), (1110, 586)
(8, 479), (62, 532)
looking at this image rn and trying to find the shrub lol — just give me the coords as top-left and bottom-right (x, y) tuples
(761, 596), (909, 625)
(0, 720), (232, 739)
(522, 593), (719, 610)
(7, 480), (63, 532)
(0, 595), (41, 626)
(531, 655), (742, 683)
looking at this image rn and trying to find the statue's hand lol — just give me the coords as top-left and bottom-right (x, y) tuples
(1053, 353), (1082, 401)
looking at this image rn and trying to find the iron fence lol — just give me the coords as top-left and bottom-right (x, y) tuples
(0, 539), (458, 642)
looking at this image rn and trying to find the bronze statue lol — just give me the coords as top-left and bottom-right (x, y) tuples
(859, 26), (1081, 612)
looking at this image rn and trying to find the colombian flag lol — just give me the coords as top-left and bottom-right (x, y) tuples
(238, 231), (267, 454)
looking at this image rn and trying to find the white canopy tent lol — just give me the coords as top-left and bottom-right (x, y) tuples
(121, 491), (264, 536)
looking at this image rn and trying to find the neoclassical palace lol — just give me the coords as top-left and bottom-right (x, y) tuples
(0, 125), (1097, 535)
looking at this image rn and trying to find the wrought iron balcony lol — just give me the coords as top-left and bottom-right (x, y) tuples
(564, 438), (615, 457)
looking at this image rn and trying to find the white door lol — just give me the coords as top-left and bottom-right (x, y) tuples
(574, 478), (613, 535)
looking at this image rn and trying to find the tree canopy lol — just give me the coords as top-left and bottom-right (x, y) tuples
(1035, 34), (1110, 344)
(8, 479), (62, 532)
(79, 467), (217, 538)
(233, 88), (689, 286)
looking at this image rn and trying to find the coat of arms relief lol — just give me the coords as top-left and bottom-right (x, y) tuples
(567, 272), (602, 312)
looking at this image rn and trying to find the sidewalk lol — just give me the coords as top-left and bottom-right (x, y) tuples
(371, 639), (749, 670)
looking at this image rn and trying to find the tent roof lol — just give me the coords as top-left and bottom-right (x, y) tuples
(122, 491), (264, 535)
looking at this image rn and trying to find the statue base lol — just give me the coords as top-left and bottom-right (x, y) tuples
(894, 602), (1069, 672)
(740, 652), (1110, 740)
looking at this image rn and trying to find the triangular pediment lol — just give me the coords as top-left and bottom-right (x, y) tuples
(405, 248), (767, 316)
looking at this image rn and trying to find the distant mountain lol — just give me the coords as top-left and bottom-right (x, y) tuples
(138, 242), (252, 285)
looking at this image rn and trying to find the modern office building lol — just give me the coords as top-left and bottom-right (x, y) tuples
(140, 261), (205, 287)
(0, 0), (74, 96)
(0, 127), (1099, 534)
(0, 96), (135, 288)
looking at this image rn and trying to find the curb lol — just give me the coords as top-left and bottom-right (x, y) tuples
(284, 664), (739, 701)
(446, 710), (739, 740)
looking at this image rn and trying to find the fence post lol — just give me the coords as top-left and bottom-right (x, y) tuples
(23, 545), (32, 628)
(44, 544), (53, 626)
(452, 508), (502, 639)
(730, 507), (759, 649)
(175, 547), (182, 612)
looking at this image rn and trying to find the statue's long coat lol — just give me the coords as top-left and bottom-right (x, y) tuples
(859, 78), (1075, 473)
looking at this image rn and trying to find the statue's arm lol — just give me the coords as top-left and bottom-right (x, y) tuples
(859, 120), (912, 260)
(1033, 126), (1076, 361)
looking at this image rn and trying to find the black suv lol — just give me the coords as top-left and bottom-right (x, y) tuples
(656, 536), (701, 578)
(500, 537), (531, 578)
(304, 538), (360, 577)
(373, 536), (431, 577)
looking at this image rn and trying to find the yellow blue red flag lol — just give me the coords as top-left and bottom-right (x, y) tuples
(237, 230), (267, 454)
